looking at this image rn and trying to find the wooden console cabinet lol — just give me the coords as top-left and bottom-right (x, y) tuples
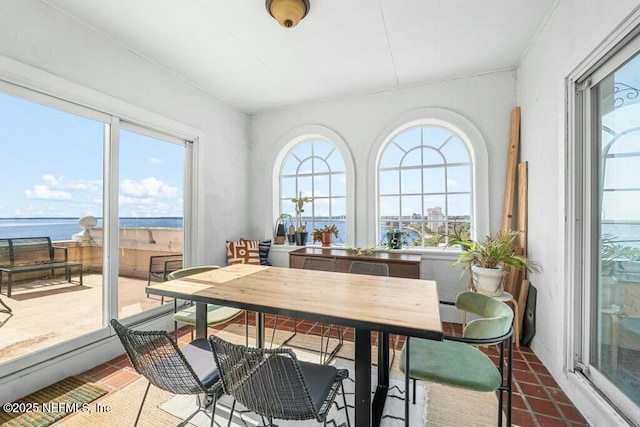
(289, 247), (421, 279)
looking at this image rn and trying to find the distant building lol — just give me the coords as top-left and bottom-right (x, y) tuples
(426, 207), (444, 231)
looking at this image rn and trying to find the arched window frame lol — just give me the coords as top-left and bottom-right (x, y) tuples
(370, 108), (489, 249)
(271, 125), (355, 246)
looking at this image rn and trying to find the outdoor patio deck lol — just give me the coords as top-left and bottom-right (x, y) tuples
(0, 273), (167, 363)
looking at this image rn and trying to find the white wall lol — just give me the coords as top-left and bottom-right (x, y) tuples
(249, 70), (517, 305)
(517, 1), (640, 425)
(0, 0), (250, 266)
(0, 0), (248, 401)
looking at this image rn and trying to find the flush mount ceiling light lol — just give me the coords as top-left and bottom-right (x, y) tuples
(266, 0), (310, 28)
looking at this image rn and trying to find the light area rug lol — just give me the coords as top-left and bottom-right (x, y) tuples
(162, 367), (426, 426)
(60, 324), (500, 426)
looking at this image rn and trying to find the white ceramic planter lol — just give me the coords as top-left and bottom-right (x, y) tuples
(471, 265), (504, 296)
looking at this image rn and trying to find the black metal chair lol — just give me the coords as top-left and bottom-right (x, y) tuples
(147, 254), (183, 294)
(209, 335), (350, 427)
(300, 257), (344, 364)
(271, 257), (340, 362)
(110, 319), (223, 427)
(348, 261), (396, 361)
(0, 297), (10, 314)
(348, 260), (389, 277)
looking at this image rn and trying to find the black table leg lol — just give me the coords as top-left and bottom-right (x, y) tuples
(404, 337), (410, 427)
(355, 328), (372, 427)
(378, 332), (390, 387)
(372, 331), (390, 427)
(256, 312), (265, 348)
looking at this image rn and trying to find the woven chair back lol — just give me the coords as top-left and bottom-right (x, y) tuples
(110, 319), (207, 395)
(209, 335), (320, 421)
(301, 257), (337, 272)
(348, 261), (389, 276)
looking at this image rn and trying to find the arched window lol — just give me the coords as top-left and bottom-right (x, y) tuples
(377, 120), (479, 248)
(279, 138), (347, 244)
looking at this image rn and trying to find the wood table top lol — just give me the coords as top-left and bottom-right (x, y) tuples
(147, 264), (442, 339)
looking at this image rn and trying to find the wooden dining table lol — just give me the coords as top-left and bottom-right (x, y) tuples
(145, 263), (442, 427)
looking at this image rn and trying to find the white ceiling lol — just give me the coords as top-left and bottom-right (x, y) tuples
(42, 0), (557, 113)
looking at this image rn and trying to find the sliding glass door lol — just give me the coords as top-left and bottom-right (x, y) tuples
(0, 83), (194, 366)
(117, 125), (186, 319)
(576, 32), (640, 421)
(0, 89), (106, 363)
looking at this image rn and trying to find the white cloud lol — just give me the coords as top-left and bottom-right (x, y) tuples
(120, 177), (178, 199)
(149, 157), (162, 165)
(42, 174), (61, 186)
(24, 185), (73, 201)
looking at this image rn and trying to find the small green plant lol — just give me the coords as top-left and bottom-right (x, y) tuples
(346, 246), (382, 256)
(601, 234), (640, 274)
(385, 227), (409, 249)
(312, 224), (339, 243)
(291, 192), (312, 232)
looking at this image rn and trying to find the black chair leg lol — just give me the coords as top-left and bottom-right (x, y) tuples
(0, 297), (11, 314)
(227, 399), (236, 427)
(209, 393), (217, 427)
(135, 381), (151, 426)
(412, 378), (416, 404)
(341, 380), (351, 427)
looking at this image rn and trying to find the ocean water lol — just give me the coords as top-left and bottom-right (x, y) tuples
(0, 217), (183, 241)
(4, 217), (636, 247)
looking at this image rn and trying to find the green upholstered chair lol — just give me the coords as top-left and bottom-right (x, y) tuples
(168, 266), (246, 342)
(400, 292), (514, 426)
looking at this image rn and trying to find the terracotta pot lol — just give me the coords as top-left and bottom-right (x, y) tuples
(321, 232), (332, 247)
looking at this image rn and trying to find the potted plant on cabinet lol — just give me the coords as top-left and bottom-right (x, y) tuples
(385, 227), (410, 249)
(312, 224), (339, 247)
(291, 192), (312, 246)
(449, 229), (540, 296)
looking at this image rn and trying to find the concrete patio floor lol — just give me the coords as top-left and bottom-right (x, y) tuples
(0, 273), (166, 363)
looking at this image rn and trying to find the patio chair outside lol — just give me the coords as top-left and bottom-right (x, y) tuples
(209, 335), (350, 426)
(147, 254), (183, 298)
(110, 319), (222, 427)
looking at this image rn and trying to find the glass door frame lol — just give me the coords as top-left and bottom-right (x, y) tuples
(569, 23), (640, 422)
(0, 74), (201, 375)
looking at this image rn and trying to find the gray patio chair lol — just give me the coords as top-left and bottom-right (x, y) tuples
(209, 335), (350, 427)
(147, 254), (183, 299)
(110, 319), (223, 427)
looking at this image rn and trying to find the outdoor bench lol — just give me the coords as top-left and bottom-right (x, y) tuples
(0, 237), (83, 297)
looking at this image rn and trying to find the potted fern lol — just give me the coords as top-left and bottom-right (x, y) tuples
(450, 230), (539, 296)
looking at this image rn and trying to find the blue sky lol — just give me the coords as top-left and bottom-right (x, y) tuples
(0, 93), (183, 218)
